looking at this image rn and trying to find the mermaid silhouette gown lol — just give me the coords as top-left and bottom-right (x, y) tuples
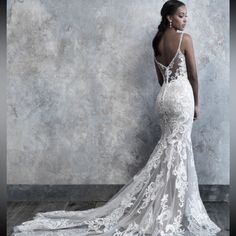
(12, 31), (221, 236)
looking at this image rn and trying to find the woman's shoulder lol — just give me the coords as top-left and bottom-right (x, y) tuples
(182, 32), (193, 43)
(181, 32), (194, 53)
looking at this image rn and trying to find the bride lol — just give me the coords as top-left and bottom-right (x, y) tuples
(12, 0), (222, 235)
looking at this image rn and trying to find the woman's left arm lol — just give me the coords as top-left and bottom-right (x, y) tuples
(154, 58), (164, 87)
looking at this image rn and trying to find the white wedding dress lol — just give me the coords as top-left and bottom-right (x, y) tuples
(12, 31), (221, 236)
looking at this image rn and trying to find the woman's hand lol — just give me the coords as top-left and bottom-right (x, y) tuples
(193, 105), (199, 121)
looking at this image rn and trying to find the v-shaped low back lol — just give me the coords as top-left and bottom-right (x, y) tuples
(154, 31), (187, 84)
(155, 31), (184, 68)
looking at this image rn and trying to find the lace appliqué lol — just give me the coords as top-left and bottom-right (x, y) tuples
(12, 31), (221, 236)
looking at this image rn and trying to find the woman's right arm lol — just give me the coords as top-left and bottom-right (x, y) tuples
(183, 33), (199, 119)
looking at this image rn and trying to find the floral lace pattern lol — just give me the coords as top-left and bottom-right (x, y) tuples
(12, 31), (221, 235)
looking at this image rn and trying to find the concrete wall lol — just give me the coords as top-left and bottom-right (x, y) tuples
(7, 0), (229, 185)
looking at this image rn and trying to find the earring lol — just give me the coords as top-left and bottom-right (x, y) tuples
(169, 20), (172, 28)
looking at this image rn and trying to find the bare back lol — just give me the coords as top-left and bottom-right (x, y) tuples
(156, 30), (184, 67)
(154, 30), (198, 90)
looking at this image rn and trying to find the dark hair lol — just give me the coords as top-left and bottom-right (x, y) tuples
(152, 0), (185, 56)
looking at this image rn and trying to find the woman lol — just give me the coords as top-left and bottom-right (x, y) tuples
(12, 0), (221, 235)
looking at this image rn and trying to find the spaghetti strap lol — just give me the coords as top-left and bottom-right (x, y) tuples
(178, 31), (184, 50)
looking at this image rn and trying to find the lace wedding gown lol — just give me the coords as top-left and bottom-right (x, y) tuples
(12, 31), (221, 236)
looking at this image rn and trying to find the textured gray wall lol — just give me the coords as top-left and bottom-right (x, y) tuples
(7, 0), (229, 185)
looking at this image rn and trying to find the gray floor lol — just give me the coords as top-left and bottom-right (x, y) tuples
(7, 201), (229, 236)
